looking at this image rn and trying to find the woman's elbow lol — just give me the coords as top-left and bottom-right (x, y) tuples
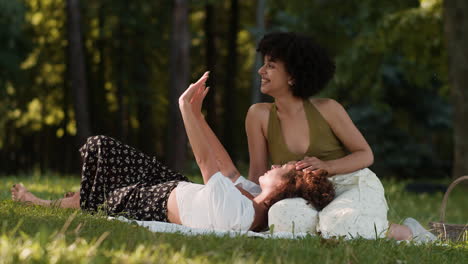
(195, 155), (213, 171)
(365, 148), (374, 167)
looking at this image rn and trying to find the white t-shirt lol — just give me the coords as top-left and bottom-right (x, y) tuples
(176, 172), (255, 231)
(233, 176), (262, 197)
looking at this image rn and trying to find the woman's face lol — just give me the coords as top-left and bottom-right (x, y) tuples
(259, 163), (295, 190)
(257, 56), (293, 97)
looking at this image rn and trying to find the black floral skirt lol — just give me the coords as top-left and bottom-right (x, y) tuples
(79, 135), (189, 222)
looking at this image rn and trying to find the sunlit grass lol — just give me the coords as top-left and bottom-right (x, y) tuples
(384, 178), (468, 224)
(0, 173), (467, 263)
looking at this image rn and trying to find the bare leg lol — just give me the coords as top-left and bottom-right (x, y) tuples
(64, 191), (76, 198)
(11, 184), (80, 209)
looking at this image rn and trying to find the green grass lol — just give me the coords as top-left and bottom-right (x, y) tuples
(1, 173), (467, 263)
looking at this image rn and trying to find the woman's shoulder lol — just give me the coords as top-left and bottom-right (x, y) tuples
(308, 98), (347, 122)
(309, 98), (342, 109)
(248, 102), (273, 113)
(246, 103), (273, 121)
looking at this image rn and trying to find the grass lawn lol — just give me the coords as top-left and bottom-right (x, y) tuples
(0, 173), (467, 263)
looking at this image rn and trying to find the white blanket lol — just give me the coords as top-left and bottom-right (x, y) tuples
(110, 217), (443, 245)
(111, 216), (312, 239)
(110, 168), (389, 240)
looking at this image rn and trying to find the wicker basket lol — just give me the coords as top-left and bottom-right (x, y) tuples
(429, 175), (468, 242)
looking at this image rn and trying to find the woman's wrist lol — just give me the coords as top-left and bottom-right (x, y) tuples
(325, 160), (337, 176)
(178, 101), (204, 119)
(178, 99), (190, 112)
(196, 112), (205, 120)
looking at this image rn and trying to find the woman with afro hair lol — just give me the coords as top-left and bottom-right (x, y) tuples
(245, 32), (436, 242)
(11, 73), (336, 233)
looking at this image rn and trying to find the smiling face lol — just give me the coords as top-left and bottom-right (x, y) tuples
(257, 56), (293, 97)
(258, 163), (296, 191)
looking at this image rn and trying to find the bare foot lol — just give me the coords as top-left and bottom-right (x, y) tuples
(10, 184), (38, 204)
(64, 191), (76, 198)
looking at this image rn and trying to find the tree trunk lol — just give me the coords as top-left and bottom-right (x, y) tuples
(251, 0), (267, 104)
(66, 0), (91, 145)
(443, 0), (468, 178)
(61, 62), (74, 173)
(204, 3), (218, 133)
(223, 0), (239, 162)
(166, 0), (190, 171)
(116, 2), (129, 142)
(91, 0), (109, 135)
(135, 54), (153, 154)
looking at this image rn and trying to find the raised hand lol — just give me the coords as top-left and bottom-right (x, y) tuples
(178, 71), (210, 114)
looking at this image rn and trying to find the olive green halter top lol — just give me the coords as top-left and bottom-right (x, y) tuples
(267, 100), (347, 165)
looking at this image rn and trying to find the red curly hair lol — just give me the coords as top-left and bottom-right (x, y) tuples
(268, 168), (335, 210)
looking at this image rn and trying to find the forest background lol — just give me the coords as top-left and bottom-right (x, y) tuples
(1, 0), (467, 180)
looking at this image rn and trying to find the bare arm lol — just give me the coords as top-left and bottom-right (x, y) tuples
(179, 73), (219, 183)
(296, 99), (373, 175)
(246, 104), (270, 184)
(197, 114), (241, 182)
(324, 99), (373, 174)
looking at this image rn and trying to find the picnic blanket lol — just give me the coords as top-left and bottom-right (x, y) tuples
(110, 216), (312, 239)
(110, 217), (444, 245)
(110, 168), (389, 240)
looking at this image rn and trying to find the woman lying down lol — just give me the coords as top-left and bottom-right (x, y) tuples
(10, 72), (333, 232)
(11, 72), (436, 242)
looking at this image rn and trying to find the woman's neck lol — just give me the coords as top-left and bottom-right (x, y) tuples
(253, 191), (270, 205)
(274, 94), (303, 116)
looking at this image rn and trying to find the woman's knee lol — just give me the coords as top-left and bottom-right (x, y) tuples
(80, 135), (115, 157)
(83, 135), (115, 148)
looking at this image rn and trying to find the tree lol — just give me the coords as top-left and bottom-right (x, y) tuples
(0, 0), (30, 173)
(204, 2), (218, 132)
(66, 0), (91, 145)
(116, 1), (129, 142)
(223, 0), (239, 161)
(444, 0), (468, 177)
(167, 0), (190, 171)
(251, 0), (266, 104)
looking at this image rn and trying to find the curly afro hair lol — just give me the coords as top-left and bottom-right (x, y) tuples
(257, 32), (336, 98)
(268, 168), (335, 211)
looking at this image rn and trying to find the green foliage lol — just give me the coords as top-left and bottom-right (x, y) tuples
(346, 90), (452, 178)
(267, 0), (420, 53)
(0, 0), (31, 151)
(266, 0), (451, 178)
(336, 0), (451, 178)
(0, 0), (30, 80)
(0, 0), (457, 178)
(0, 174), (467, 263)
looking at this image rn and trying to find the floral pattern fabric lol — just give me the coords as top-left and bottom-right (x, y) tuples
(79, 135), (188, 222)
